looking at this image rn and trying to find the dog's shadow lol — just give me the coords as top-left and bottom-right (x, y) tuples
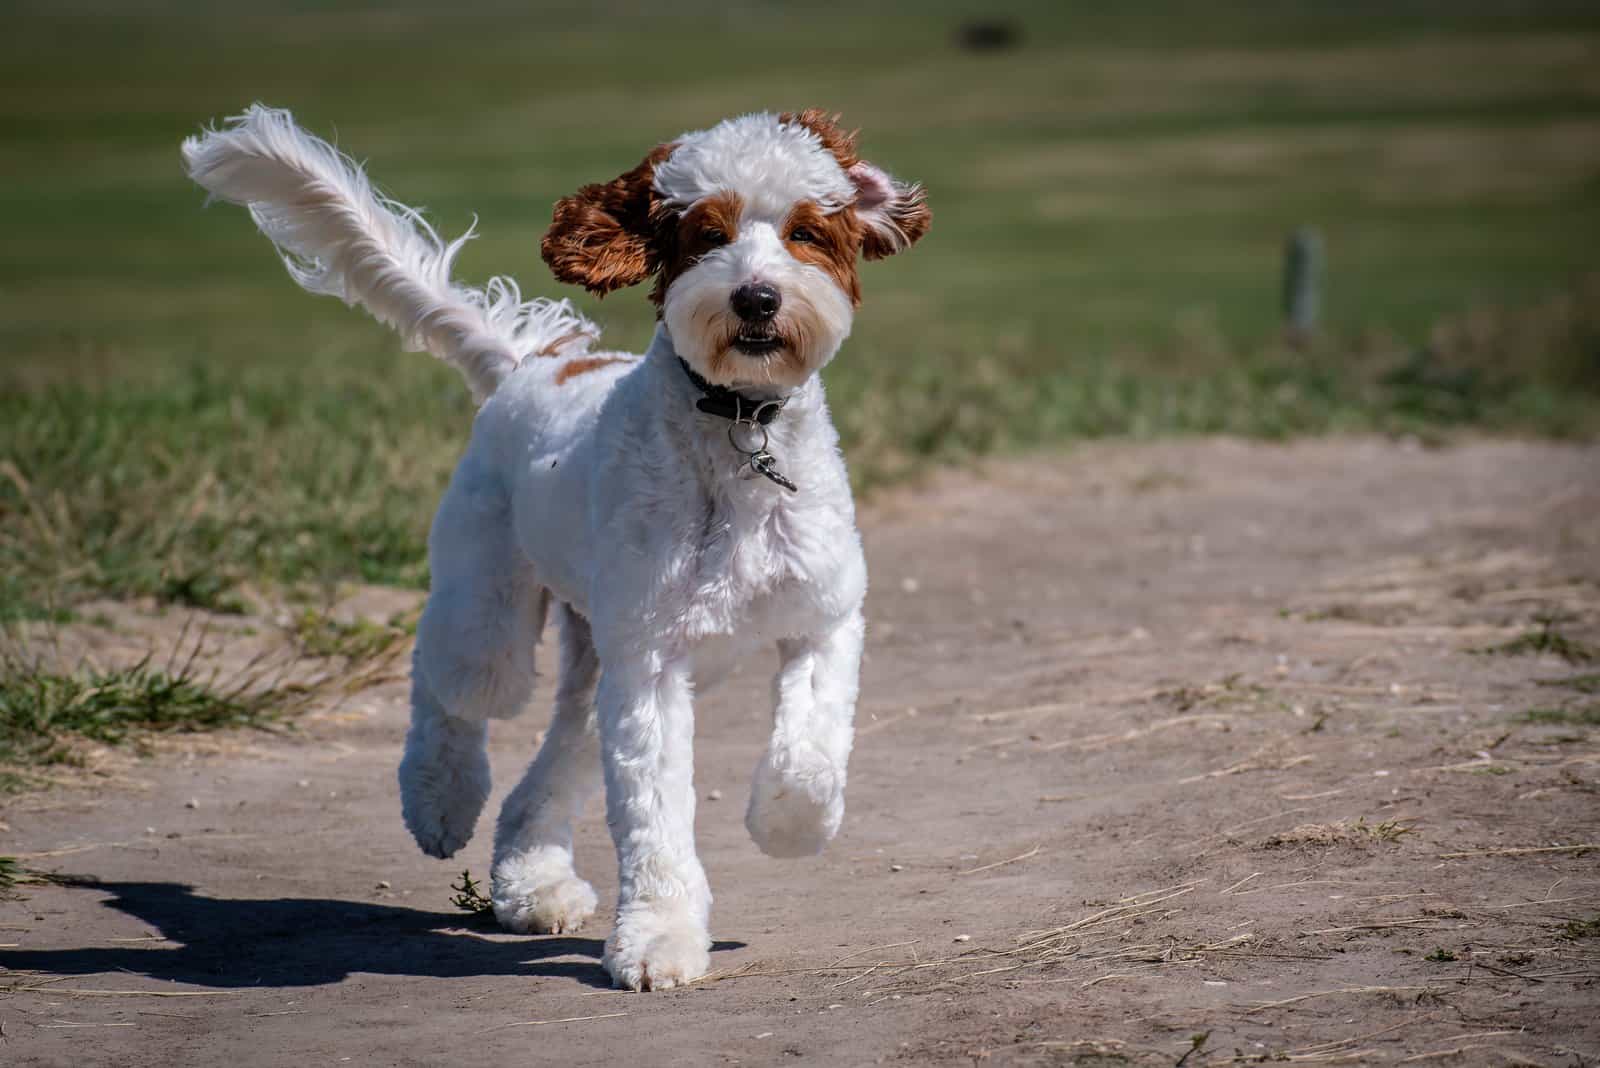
(1, 880), (742, 989)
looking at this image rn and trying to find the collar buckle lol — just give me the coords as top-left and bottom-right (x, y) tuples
(680, 358), (799, 493)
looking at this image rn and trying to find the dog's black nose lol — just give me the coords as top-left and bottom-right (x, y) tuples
(731, 283), (781, 322)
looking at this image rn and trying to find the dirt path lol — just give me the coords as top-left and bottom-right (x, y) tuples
(4, 439), (1599, 1067)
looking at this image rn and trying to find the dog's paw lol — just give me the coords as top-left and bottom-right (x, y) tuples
(603, 903), (711, 991)
(745, 741), (845, 859)
(398, 759), (489, 860)
(398, 711), (490, 859)
(411, 824), (474, 861)
(399, 773), (487, 859)
(491, 857), (598, 935)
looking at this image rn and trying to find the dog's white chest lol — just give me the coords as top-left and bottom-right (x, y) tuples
(682, 491), (855, 643)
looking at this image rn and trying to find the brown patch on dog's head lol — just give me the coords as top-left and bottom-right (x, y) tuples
(780, 108), (930, 261)
(542, 143), (677, 296)
(650, 191), (744, 309)
(780, 109), (862, 170)
(782, 199), (862, 306)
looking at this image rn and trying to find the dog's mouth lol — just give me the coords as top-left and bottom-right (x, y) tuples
(731, 330), (785, 357)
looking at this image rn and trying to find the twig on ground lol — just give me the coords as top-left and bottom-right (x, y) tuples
(958, 845), (1042, 876)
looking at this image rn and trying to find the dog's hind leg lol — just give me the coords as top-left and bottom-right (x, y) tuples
(399, 466), (547, 859)
(490, 604), (604, 934)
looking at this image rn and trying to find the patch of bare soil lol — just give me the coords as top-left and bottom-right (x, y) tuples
(3, 439), (1598, 1066)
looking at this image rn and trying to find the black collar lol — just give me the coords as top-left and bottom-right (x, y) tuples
(678, 358), (786, 425)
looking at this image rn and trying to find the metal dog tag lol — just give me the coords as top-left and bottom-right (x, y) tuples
(746, 449), (798, 493)
(728, 417), (799, 493)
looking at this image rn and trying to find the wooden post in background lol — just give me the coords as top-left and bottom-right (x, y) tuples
(1282, 226), (1323, 347)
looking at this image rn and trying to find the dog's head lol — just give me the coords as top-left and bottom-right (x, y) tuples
(542, 110), (929, 391)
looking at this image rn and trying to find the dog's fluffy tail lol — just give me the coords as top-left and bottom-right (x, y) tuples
(181, 104), (598, 404)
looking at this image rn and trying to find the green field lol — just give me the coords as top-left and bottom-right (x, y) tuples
(2, 0), (1598, 621)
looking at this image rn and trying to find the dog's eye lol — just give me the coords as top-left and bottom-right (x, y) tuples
(788, 226), (815, 244)
(701, 227), (727, 246)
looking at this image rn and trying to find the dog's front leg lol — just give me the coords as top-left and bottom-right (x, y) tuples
(596, 646), (712, 991)
(747, 609), (863, 858)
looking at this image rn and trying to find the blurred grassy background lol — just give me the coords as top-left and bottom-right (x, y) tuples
(2, 0), (1598, 620)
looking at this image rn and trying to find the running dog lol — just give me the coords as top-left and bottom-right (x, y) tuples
(182, 105), (929, 989)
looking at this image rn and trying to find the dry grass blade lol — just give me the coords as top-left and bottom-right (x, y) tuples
(958, 845), (1042, 876)
(1041, 713), (1235, 753)
(6, 987), (247, 998)
(14, 838), (179, 860)
(1179, 808), (1312, 854)
(1081, 971), (1156, 988)
(695, 881), (1219, 994)
(1249, 985), (1444, 1010)
(1308, 917), (1451, 935)
(1180, 749), (1313, 784)
(487, 1012), (629, 1031)
(856, 708), (920, 736)
(1439, 844), (1598, 859)
(829, 962), (882, 988)
(1396, 1032), (1524, 1063)
(827, 940), (920, 967)
(1016, 881), (1203, 946)
(1483, 895), (1592, 910)
(1284, 1013), (1444, 1059)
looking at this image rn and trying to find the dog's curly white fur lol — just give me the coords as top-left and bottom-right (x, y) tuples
(183, 105), (929, 991)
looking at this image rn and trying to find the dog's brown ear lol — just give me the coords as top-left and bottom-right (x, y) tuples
(780, 109), (930, 261)
(542, 143), (675, 296)
(846, 160), (930, 260)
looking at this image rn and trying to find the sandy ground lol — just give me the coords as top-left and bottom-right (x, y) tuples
(3, 438), (1599, 1067)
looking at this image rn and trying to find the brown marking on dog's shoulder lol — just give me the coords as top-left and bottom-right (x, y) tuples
(554, 355), (632, 385)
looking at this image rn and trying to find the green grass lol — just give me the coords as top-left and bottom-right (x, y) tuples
(1539, 673), (1600, 695)
(449, 869), (495, 917)
(288, 607), (415, 662)
(1522, 703), (1600, 726)
(1350, 817), (1416, 843)
(3, 0), (1599, 618)
(0, 855), (56, 898)
(1482, 618), (1598, 665)
(0, 634), (299, 790)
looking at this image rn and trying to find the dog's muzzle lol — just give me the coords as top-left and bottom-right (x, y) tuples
(730, 284), (784, 355)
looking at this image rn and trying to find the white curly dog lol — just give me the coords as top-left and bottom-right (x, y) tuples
(183, 105), (929, 990)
